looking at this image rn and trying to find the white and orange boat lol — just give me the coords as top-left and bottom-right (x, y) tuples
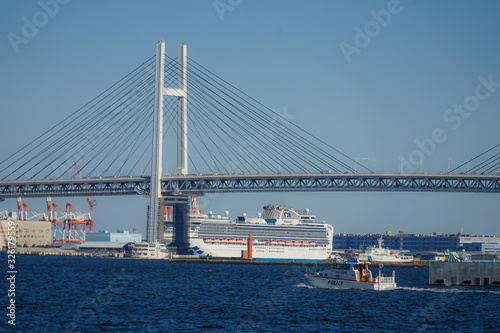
(357, 237), (413, 264)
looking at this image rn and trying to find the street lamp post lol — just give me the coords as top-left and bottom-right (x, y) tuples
(362, 158), (376, 173)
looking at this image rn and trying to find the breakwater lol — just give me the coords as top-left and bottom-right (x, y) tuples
(429, 261), (500, 286)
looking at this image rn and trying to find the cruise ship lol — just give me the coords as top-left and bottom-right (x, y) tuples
(164, 201), (334, 262)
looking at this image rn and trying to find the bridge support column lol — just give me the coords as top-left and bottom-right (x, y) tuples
(173, 202), (190, 254)
(177, 44), (188, 175)
(164, 194), (190, 254)
(162, 43), (188, 175)
(148, 39), (166, 244)
(147, 196), (165, 243)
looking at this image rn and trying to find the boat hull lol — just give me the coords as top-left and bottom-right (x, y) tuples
(358, 258), (413, 264)
(305, 275), (397, 291)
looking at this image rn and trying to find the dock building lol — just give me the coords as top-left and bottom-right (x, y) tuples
(1, 212), (51, 248)
(85, 229), (142, 243)
(78, 241), (135, 257)
(333, 233), (500, 254)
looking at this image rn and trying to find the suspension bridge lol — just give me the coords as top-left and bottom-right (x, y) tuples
(1, 40), (499, 251)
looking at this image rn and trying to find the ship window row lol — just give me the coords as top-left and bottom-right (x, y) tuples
(199, 233), (328, 240)
(199, 227), (324, 232)
(199, 224), (328, 231)
(199, 225), (327, 232)
(199, 229), (327, 235)
(199, 230), (328, 238)
(199, 232), (328, 239)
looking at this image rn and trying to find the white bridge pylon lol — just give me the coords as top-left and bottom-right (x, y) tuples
(148, 40), (188, 243)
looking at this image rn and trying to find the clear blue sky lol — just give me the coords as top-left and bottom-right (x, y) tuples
(1, 0), (499, 236)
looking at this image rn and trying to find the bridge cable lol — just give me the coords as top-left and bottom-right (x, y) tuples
(186, 58), (352, 173)
(0, 56), (156, 180)
(185, 61), (336, 173)
(448, 143), (500, 174)
(187, 57), (371, 173)
(41, 68), (156, 179)
(0, 55), (155, 171)
(187, 76), (281, 173)
(3, 57), (156, 180)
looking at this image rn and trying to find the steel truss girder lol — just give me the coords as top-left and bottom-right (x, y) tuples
(0, 173), (499, 198)
(0, 177), (150, 198)
(160, 173), (500, 194)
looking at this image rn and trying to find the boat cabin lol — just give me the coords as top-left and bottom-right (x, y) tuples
(315, 260), (374, 282)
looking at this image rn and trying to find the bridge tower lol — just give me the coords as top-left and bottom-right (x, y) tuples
(147, 40), (190, 253)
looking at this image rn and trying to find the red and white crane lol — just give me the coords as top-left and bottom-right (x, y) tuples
(75, 164), (96, 231)
(17, 197), (44, 221)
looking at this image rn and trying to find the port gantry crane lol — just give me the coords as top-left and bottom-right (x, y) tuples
(46, 196), (93, 244)
(75, 164), (96, 232)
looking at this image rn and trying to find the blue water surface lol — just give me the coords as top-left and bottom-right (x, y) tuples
(1, 255), (499, 332)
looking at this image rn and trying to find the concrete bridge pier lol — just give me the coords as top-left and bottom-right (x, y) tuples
(173, 202), (190, 254)
(164, 195), (190, 254)
(147, 196), (165, 243)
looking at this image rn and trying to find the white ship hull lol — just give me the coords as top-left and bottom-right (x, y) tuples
(357, 254), (413, 264)
(305, 275), (397, 290)
(190, 238), (329, 261)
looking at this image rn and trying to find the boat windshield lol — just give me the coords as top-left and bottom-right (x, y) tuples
(331, 263), (351, 270)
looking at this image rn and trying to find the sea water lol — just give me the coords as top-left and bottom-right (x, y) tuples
(1, 255), (499, 332)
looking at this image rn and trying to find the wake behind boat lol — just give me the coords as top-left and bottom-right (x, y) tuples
(305, 258), (397, 290)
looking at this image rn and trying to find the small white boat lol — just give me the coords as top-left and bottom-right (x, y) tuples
(357, 237), (413, 264)
(305, 258), (397, 290)
(132, 242), (169, 259)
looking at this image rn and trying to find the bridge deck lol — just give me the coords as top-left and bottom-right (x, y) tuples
(0, 173), (499, 198)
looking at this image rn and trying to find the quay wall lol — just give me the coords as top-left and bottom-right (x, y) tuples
(2, 247), (124, 257)
(429, 261), (500, 286)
